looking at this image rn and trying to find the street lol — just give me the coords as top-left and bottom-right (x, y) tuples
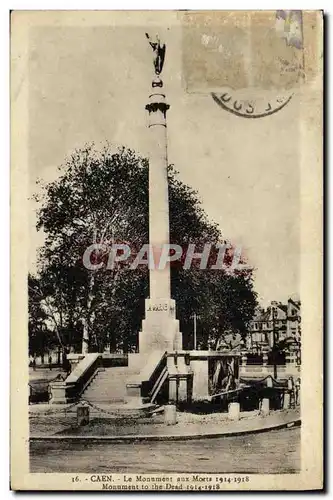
(30, 427), (300, 474)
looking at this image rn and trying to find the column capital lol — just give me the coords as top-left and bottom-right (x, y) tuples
(145, 92), (170, 117)
(145, 101), (170, 115)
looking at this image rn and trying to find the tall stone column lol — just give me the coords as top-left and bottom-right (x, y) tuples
(136, 88), (182, 355)
(146, 92), (171, 300)
(127, 34), (183, 372)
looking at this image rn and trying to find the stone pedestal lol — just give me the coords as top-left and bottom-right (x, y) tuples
(228, 402), (240, 421)
(164, 404), (177, 425)
(167, 353), (193, 404)
(169, 377), (178, 402)
(178, 377), (190, 402)
(139, 298), (182, 354)
(261, 398), (270, 416)
(266, 376), (273, 388)
(283, 391), (291, 409)
(49, 381), (76, 404)
(67, 353), (85, 371)
(77, 404), (90, 426)
(168, 374), (192, 404)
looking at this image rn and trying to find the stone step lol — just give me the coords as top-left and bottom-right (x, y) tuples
(84, 394), (124, 398)
(86, 381), (129, 387)
(84, 398), (125, 403)
(92, 376), (135, 383)
(90, 383), (128, 389)
(84, 388), (124, 396)
(98, 368), (134, 374)
(81, 366), (137, 405)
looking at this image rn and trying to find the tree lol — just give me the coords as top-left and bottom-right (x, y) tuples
(28, 273), (59, 361)
(173, 268), (257, 350)
(31, 143), (257, 353)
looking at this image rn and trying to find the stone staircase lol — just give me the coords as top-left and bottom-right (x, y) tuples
(80, 366), (139, 405)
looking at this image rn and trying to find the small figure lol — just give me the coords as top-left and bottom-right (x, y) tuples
(48, 355), (52, 371)
(145, 32), (166, 76)
(62, 348), (71, 375)
(287, 376), (294, 391)
(295, 377), (301, 406)
(32, 357), (36, 371)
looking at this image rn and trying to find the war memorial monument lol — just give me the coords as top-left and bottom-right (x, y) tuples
(49, 34), (241, 409)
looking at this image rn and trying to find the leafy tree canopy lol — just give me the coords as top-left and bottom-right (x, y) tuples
(30, 144), (257, 353)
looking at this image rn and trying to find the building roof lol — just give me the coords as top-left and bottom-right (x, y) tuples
(250, 298), (301, 324)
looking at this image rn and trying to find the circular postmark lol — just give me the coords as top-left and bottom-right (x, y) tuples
(211, 90), (293, 119)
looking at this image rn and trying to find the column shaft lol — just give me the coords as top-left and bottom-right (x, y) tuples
(146, 93), (171, 299)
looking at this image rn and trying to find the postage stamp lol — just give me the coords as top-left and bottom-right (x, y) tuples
(182, 10), (319, 93)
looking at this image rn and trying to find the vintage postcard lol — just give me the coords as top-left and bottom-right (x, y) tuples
(11, 10), (323, 491)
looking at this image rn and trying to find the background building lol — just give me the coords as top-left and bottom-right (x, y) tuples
(247, 298), (301, 352)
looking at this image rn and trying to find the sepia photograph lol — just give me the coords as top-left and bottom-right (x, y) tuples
(10, 10), (323, 490)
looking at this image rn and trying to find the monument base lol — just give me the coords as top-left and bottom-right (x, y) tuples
(126, 298), (183, 405)
(138, 298), (183, 354)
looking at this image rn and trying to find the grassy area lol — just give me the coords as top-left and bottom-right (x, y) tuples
(29, 367), (66, 384)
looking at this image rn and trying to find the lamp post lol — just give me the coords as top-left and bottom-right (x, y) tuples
(190, 312), (200, 350)
(193, 312), (197, 350)
(272, 306), (278, 379)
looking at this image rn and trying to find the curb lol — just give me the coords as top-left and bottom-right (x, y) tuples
(30, 417), (301, 443)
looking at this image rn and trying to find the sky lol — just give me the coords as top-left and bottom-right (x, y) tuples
(27, 14), (300, 306)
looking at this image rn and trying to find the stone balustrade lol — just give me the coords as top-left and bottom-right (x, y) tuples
(239, 351), (301, 380)
(49, 353), (102, 404)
